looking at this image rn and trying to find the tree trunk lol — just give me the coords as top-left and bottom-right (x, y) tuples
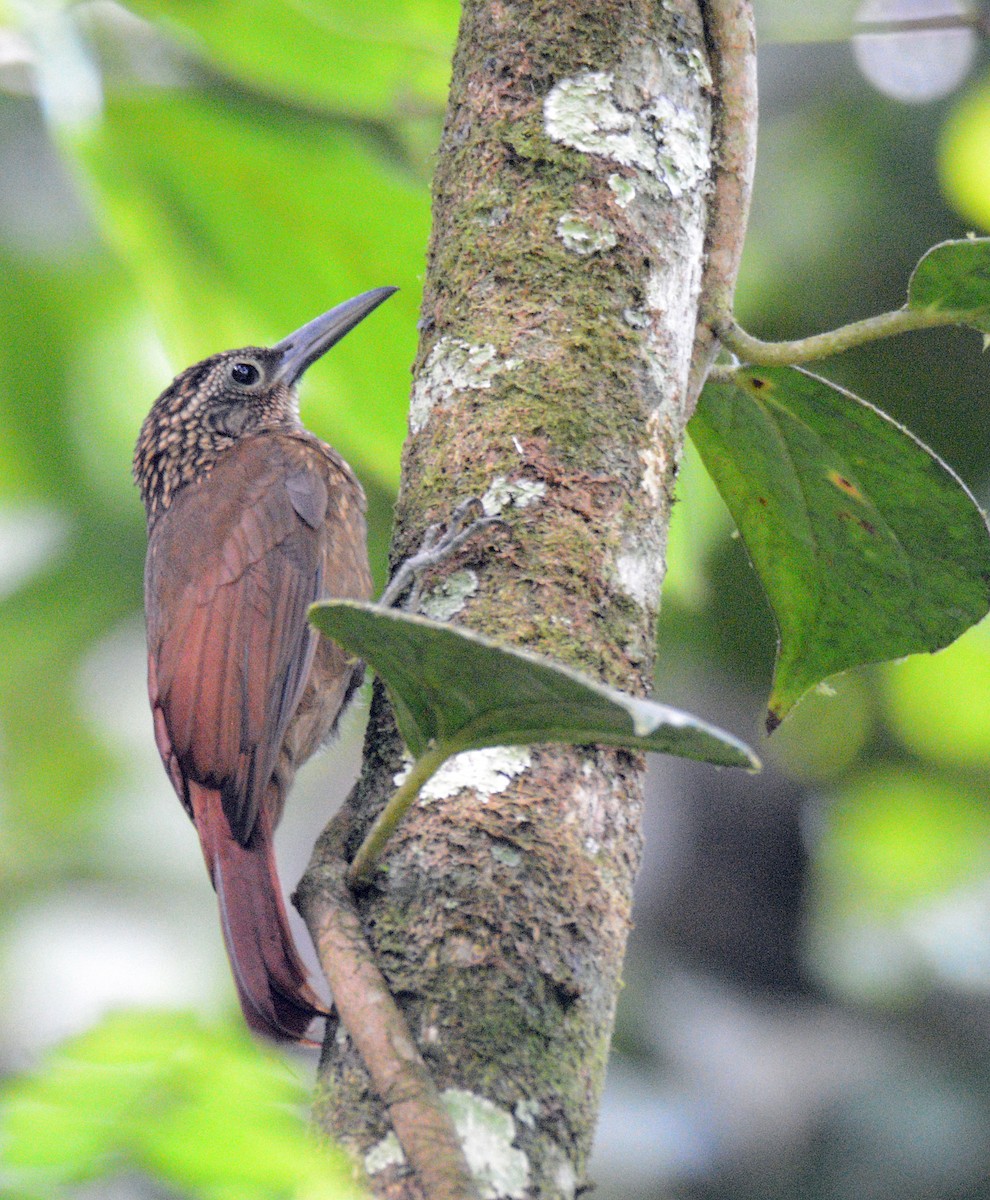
(307, 1), (720, 1194)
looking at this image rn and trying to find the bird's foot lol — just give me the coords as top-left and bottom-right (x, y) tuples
(380, 498), (504, 612)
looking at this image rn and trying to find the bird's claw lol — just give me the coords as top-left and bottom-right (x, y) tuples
(380, 499), (505, 611)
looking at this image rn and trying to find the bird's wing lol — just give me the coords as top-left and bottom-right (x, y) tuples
(145, 435), (330, 845)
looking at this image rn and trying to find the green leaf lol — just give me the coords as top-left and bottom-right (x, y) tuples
(120, 0), (459, 118)
(691, 366), (990, 729)
(907, 237), (990, 333)
(310, 600), (759, 769)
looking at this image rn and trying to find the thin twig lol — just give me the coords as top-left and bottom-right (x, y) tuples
(295, 812), (481, 1200)
(689, 0), (759, 405)
(722, 306), (975, 365)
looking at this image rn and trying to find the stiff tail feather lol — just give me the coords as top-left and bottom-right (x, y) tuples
(188, 781), (326, 1042)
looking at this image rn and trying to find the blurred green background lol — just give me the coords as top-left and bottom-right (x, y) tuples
(3, 1), (990, 1197)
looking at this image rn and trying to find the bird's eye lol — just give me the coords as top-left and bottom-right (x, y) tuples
(230, 361), (260, 386)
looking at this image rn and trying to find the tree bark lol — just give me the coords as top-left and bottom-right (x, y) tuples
(304, 1), (721, 1195)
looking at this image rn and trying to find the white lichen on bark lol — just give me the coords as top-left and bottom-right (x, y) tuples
(392, 746), (534, 804)
(419, 569), (480, 619)
(409, 338), (521, 434)
(443, 1089), (531, 1200)
(542, 39), (712, 626)
(556, 211), (618, 254)
(481, 475), (547, 515)
(615, 541), (664, 608)
(544, 44), (711, 423)
(418, 746), (533, 802)
(365, 1090), (531, 1200)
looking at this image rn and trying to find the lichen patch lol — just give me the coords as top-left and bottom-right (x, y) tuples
(556, 211), (618, 255)
(365, 1132), (404, 1175)
(544, 62), (709, 200)
(481, 474), (547, 516)
(442, 1088), (530, 1200)
(639, 408), (668, 504)
(615, 543), (662, 608)
(419, 746), (533, 803)
(410, 338), (521, 434)
(607, 173), (636, 208)
(419, 569), (480, 620)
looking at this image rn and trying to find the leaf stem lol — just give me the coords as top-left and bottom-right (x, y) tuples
(723, 305), (973, 365)
(348, 741), (452, 887)
(690, 0), (758, 403)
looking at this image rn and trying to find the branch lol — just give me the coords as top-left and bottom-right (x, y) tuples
(689, 0), (758, 403)
(721, 306), (973, 364)
(295, 812), (480, 1200)
(306, 1), (722, 1189)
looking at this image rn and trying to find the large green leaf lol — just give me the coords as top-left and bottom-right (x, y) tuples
(69, 91), (429, 489)
(121, 0), (458, 118)
(907, 237), (990, 332)
(310, 600), (759, 769)
(691, 366), (990, 728)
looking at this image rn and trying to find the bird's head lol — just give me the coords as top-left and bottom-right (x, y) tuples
(134, 287), (396, 519)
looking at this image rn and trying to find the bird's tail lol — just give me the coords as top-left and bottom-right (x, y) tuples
(188, 781), (326, 1043)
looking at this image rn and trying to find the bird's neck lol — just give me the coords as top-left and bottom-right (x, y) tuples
(134, 414), (237, 523)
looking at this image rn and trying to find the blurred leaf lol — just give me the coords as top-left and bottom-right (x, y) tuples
(0, 1010), (368, 1200)
(907, 237), (990, 331)
(753, 0), (861, 43)
(0, 252), (148, 874)
(940, 75), (990, 231)
(0, 252), (127, 506)
(121, 0), (458, 117)
(884, 617), (990, 766)
(856, 780), (981, 894)
(310, 601), (760, 769)
(691, 367), (990, 728)
(808, 770), (990, 1001)
(69, 89), (431, 489)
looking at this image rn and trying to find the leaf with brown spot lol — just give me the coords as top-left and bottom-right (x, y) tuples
(691, 366), (990, 729)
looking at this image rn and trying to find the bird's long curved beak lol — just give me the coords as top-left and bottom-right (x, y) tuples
(272, 287), (398, 385)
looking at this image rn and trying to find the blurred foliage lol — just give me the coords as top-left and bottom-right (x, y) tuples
(73, 90), (431, 476)
(0, 1010), (368, 1198)
(885, 617), (990, 765)
(119, 0), (458, 116)
(1, 2), (990, 1200)
(808, 768), (990, 1001)
(941, 71), (990, 227)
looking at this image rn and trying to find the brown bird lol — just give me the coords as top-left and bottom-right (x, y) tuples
(134, 289), (392, 1041)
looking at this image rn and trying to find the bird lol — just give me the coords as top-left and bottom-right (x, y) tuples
(133, 288), (393, 1042)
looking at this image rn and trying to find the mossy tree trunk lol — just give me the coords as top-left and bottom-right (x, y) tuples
(306, 1), (726, 1195)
